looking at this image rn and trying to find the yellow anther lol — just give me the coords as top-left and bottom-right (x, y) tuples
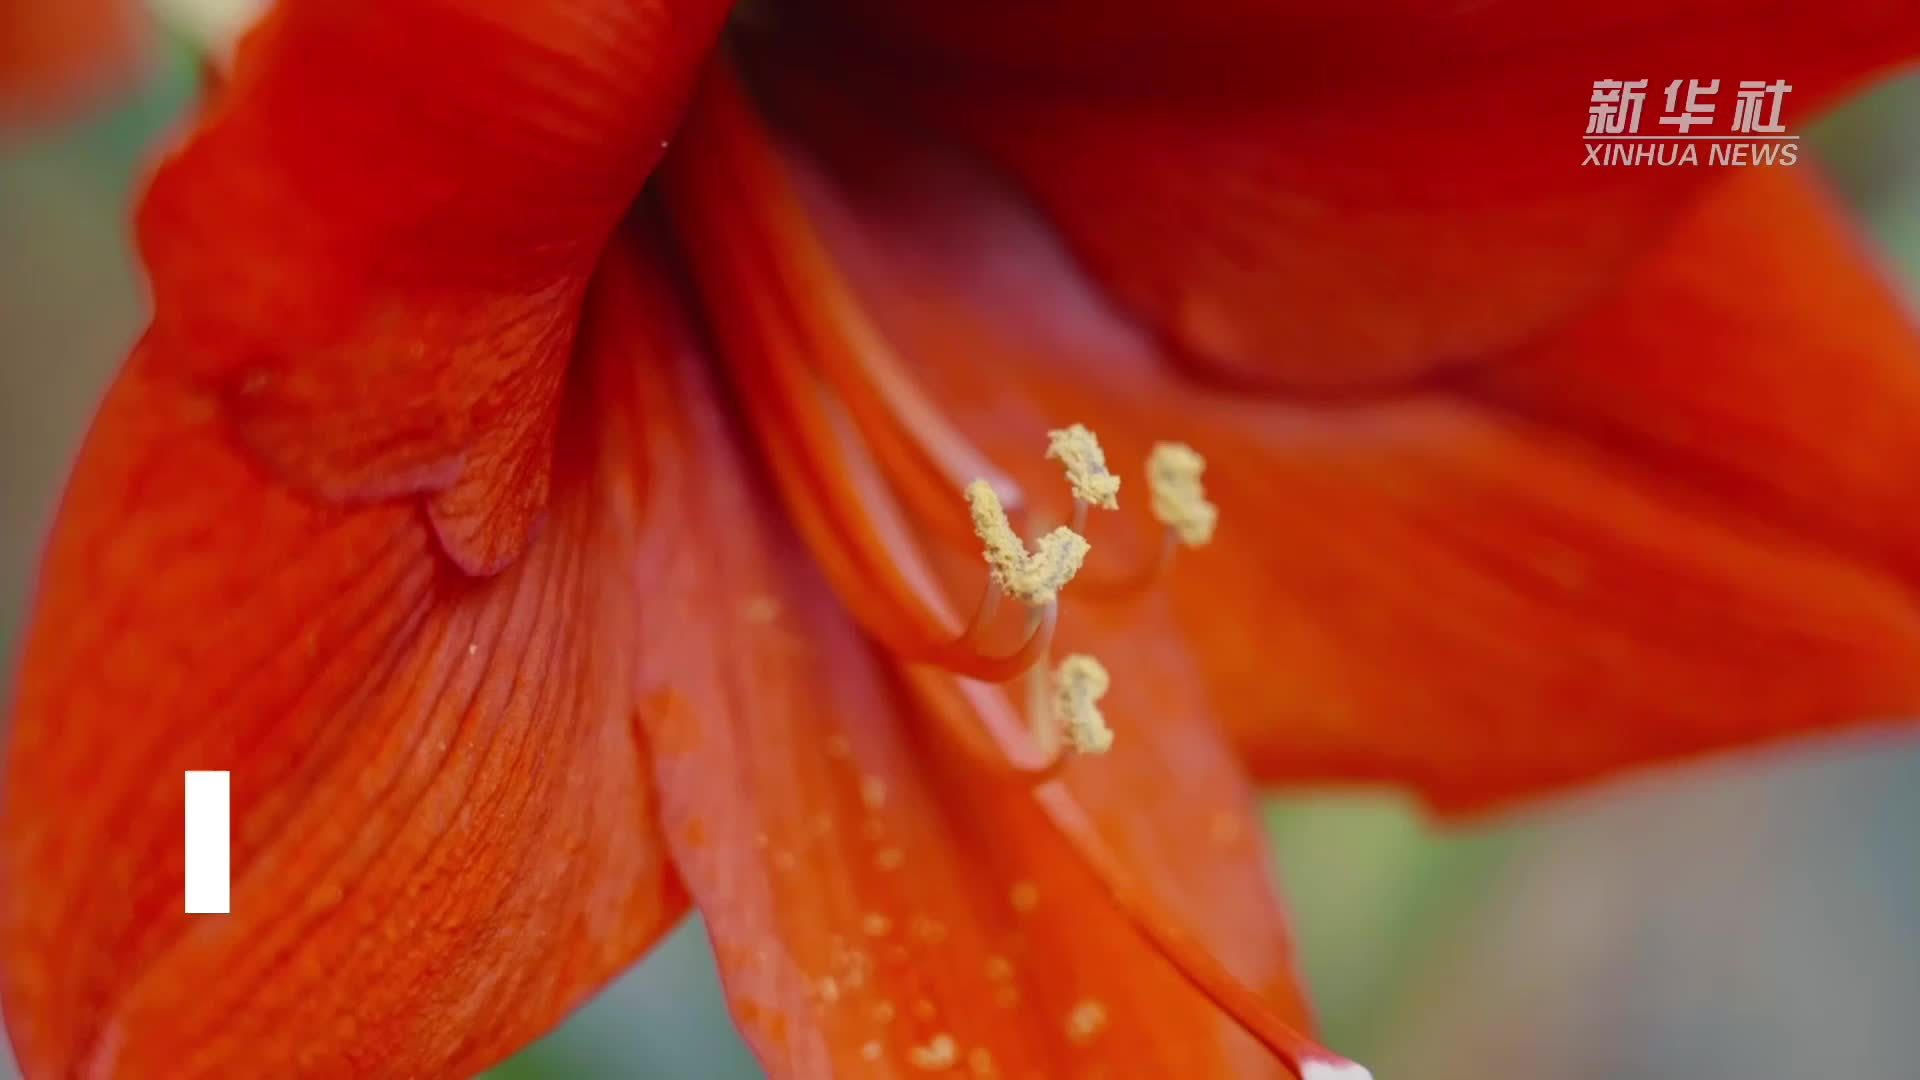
(1146, 442), (1218, 547)
(1052, 654), (1114, 755)
(1045, 423), (1121, 511)
(966, 480), (1089, 606)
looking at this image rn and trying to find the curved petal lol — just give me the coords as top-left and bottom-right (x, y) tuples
(138, 0), (729, 572)
(767, 3), (1920, 392)
(1188, 166), (1920, 808)
(0, 0), (142, 123)
(0, 241), (706, 1076)
(1470, 173), (1920, 592)
(641, 70), (1319, 1076)
(779, 103), (1920, 813)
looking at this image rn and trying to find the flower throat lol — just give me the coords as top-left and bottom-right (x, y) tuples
(659, 57), (1369, 1080)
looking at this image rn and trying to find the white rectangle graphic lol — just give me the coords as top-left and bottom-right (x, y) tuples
(184, 771), (231, 914)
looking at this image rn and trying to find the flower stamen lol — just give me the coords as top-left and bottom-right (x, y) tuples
(1052, 654), (1115, 755)
(1046, 423), (1121, 511)
(1074, 442), (1216, 600)
(1147, 441), (1218, 548)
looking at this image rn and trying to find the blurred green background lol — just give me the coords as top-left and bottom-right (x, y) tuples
(3, 41), (1919, 1080)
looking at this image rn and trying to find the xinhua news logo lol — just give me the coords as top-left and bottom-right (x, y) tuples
(1584, 79), (1799, 167)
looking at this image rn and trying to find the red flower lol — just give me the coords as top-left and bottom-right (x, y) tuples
(6, 2), (1920, 1077)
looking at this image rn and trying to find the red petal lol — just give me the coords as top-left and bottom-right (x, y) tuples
(774, 3), (1920, 392)
(0, 240), (711, 1075)
(137, 0), (729, 573)
(779, 102), (1920, 812)
(0, 0), (142, 123)
(1191, 167), (1920, 808)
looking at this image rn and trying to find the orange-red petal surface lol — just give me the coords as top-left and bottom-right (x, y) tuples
(0, 0), (142, 123)
(0, 243), (715, 1076)
(786, 3), (1920, 392)
(1470, 174), (1920, 595)
(788, 103), (1920, 812)
(137, 0), (729, 573)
